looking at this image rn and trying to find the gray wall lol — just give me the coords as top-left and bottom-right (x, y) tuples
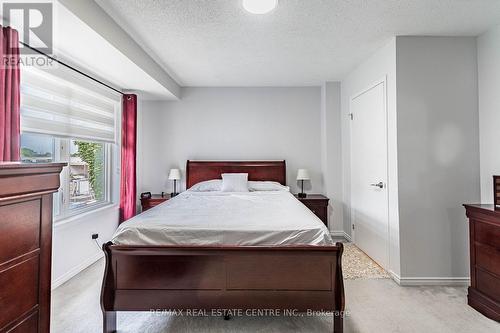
(138, 87), (323, 196)
(396, 37), (480, 279)
(477, 24), (500, 203)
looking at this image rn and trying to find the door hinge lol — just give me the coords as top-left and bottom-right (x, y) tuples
(349, 113), (354, 120)
(352, 224), (355, 230)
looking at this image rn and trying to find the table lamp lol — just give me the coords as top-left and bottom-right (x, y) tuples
(297, 169), (310, 198)
(168, 168), (181, 197)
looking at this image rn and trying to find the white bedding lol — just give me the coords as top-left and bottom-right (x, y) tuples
(112, 190), (334, 246)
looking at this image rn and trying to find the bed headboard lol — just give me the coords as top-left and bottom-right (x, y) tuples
(186, 160), (286, 189)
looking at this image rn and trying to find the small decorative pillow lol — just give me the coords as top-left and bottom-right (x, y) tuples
(189, 179), (222, 192)
(221, 173), (249, 192)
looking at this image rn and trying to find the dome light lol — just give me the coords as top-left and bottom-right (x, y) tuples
(242, 0), (278, 14)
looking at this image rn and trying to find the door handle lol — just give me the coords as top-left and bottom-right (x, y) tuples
(370, 182), (384, 189)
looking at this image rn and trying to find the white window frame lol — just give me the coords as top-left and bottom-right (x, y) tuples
(54, 138), (114, 221)
(20, 132), (117, 221)
(19, 64), (122, 224)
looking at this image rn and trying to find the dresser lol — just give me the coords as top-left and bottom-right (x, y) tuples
(0, 163), (65, 333)
(295, 194), (329, 226)
(464, 204), (500, 321)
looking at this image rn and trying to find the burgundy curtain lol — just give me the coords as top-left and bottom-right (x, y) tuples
(0, 26), (20, 162)
(119, 94), (137, 222)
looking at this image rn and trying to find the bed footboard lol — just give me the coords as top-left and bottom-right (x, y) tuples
(101, 242), (345, 333)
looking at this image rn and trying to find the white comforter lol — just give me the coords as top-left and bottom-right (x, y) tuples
(112, 190), (334, 246)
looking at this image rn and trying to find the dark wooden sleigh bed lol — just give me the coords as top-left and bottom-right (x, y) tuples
(101, 161), (345, 332)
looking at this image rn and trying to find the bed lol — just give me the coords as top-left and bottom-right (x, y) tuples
(101, 161), (345, 332)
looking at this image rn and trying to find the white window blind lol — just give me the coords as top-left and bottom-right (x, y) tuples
(20, 67), (120, 143)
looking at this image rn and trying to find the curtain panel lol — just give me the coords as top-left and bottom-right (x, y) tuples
(119, 94), (137, 222)
(0, 26), (20, 161)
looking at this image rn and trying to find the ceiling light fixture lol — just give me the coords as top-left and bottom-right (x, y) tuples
(242, 0), (278, 14)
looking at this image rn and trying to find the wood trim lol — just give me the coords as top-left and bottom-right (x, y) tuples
(38, 194), (53, 333)
(468, 287), (500, 321)
(494, 176), (500, 208)
(186, 160), (286, 189)
(0, 162), (66, 171)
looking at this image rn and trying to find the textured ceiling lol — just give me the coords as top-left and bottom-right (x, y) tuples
(96, 0), (500, 86)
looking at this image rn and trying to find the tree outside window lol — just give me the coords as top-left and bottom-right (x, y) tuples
(70, 141), (105, 206)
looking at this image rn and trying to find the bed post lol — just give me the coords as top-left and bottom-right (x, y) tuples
(101, 242), (117, 333)
(103, 311), (116, 333)
(333, 242), (345, 333)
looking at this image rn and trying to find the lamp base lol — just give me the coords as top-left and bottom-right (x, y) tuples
(298, 192), (307, 198)
(171, 192), (179, 197)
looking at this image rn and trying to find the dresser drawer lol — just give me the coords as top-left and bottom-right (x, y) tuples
(141, 195), (170, 212)
(0, 256), (39, 329)
(476, 268), (500, 302)
(5, 311), (38, 333)
(475, 243), (500, 277)
(143, 201), (163, 210)
(475, 220), (500, 249)
(308, 205), (328, 223)
(0, 173), (61, 198)
(0, 199), (41, 265)
(296, 195), (329, 226)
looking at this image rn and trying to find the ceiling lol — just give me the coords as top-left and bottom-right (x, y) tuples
(96, 0), (500, 87)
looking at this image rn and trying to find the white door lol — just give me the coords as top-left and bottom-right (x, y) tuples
(350, 80), (389, 270)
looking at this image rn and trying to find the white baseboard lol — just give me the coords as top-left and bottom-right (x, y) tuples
(389, 271), (470, 286)
(330, 230), (352, 242)
(388, 270), (401, 284)
(330, 230), (344, 237)
(51, 252), (103, 290)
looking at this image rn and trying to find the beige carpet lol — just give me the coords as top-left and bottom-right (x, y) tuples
(51, 259), (499, 333)
(342, 243), (389, 280)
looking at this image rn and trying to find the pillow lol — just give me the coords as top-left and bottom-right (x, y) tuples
(189, 179), (222, 192)
(221, 173), (249, 192)
(248, 181), (290, 192)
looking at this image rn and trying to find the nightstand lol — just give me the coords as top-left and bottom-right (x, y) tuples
(140, 193), (171, 212)
(295, 194), (329, 226)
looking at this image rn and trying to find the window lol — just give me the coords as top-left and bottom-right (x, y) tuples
(69, 140), (106, 208)
(20, 66), (120, 220)
(20, 132), (54, 163)
(20, 133), (112, 218)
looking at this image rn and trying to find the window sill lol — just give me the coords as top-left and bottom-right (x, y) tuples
(54, 203), (119, 228)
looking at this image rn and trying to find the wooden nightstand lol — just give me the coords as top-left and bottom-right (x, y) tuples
(140, 193), (171, 212)
(295, 194), (329, 226)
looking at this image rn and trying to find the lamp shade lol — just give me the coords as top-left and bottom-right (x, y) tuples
(168, 168), (181, 180)
(296, 169), (310, 180)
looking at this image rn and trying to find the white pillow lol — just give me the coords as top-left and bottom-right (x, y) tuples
(189, 179), (222, 192)
(248, 181), (290, 192)
(221, 173), (249, 192)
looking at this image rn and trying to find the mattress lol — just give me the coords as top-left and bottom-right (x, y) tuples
(112, 190), (334, 246)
